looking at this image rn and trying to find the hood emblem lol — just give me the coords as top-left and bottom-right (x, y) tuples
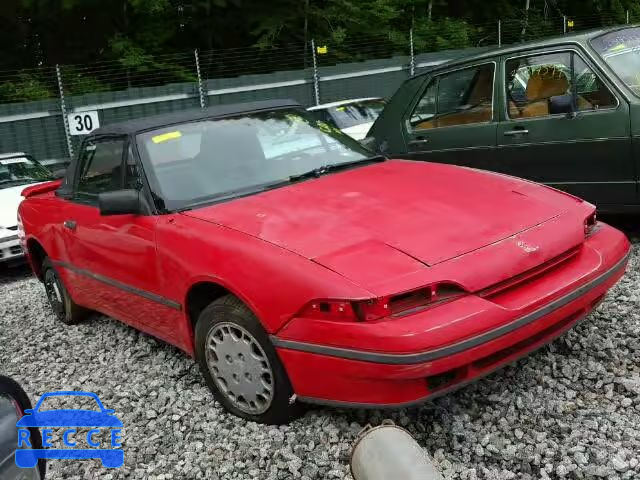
(516, 240), (539, 253)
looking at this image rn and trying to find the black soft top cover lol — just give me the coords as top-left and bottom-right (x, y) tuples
(59, 99), (302, 195)
(90, 99), (301, 136)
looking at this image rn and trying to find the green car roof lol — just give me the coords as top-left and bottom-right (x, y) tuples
(414, 25), (637, 76)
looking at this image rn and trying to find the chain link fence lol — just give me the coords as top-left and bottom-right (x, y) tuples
(0, 12), (636, 168)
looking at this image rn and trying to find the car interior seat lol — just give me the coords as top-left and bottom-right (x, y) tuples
(194, 123), (267, 193)
(520, 69), (569, 118)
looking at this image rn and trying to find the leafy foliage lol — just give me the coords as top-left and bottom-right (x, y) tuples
(0, 72), (53, 102)
(0, 0), (638, 102)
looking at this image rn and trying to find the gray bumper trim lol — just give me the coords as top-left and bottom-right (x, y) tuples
(271, 250), (629, 366)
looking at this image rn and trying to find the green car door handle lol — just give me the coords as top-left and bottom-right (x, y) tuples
(409, 137), (429, 146)
(503, 128), (529, 137)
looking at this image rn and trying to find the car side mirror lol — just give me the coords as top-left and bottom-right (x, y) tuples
(98, 189), (142, 216)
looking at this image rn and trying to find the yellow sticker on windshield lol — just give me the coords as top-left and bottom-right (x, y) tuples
(285, 113), (304, 123)
(610, 43), (627, 52)
(317, 121), (332, 134)
(152, 131), (182, 144)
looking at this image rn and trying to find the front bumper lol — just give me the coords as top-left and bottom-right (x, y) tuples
(272, 223), (630, 407)
(0, 235), (24, 264)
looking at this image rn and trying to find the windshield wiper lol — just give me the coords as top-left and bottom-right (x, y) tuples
(178, 179), (293, 211)
(177, 156), (386, 211)
(288, 155), (386, 183)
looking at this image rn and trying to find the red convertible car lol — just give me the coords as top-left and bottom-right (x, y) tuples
(18, 100), (630, 424)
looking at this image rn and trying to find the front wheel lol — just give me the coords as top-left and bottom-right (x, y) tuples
(42, 258), (88, 325)
(195, 295), (303, 424)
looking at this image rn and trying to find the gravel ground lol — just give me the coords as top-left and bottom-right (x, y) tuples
(2, 221), (640, 480)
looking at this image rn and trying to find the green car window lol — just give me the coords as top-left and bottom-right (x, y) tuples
(409, 63), (494, 131)
(506, 51), (615, 119)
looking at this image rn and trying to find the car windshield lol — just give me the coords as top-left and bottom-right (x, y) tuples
(592, 27), (640, 95)
(323, 99), (386, 129)
(136, 109), (375, 211)
(0, 156), (51, 189)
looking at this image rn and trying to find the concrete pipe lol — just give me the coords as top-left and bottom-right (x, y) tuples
(350, 421), (443, 480)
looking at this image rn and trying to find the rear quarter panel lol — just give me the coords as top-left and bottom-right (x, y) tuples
(19, 193), (68, 274)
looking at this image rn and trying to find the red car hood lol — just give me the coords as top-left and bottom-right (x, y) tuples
(183, 160), (582, 272)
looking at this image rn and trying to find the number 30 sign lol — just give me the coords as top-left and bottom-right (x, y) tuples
(67, 111), (100, 135)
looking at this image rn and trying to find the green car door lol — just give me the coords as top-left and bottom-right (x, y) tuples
(395, 61), (499, 169)
(495, 48), (634, 208)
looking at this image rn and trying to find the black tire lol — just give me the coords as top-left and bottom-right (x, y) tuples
(195, 295), (303, 425)
(0, 375), (46, 479)
(42, 258), (88, 325)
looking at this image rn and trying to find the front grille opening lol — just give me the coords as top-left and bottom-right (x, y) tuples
(472, 309), (583, 371)
(424, 308), (587, 394)
(426, 368), (459, 391)
(10, 246), (22, 255)
(389, 288), (431, 314)
(0, 235), (19, 244)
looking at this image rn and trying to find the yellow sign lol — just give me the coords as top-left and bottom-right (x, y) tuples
(317, 45), (328, 54)
(567, 19), (575, 28)
(152, 131), (182, 144)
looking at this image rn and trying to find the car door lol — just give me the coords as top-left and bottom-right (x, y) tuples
(496, 48), (633, 207)
(61, 137), (176, 340)
(399, 62), (498, 168)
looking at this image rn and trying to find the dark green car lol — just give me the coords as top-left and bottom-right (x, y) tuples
(367, 26), (640, 212)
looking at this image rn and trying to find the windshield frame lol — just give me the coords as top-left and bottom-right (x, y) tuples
(590, 27), (640, 100)
(133, 107), (377, 212)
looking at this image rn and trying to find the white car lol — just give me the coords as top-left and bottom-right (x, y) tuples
(0, 152), (52, 265)
(307, 97), (385, 141)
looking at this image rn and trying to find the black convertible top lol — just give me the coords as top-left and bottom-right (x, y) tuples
(90, 99), (302, 136)
(58, 99), (302, 198)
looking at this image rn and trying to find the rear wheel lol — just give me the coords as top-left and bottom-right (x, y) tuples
(195, 295), (303, 424)
(42, 258), (88, 325)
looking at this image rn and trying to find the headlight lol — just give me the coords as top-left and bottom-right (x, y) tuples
(299, 283), (466, 322)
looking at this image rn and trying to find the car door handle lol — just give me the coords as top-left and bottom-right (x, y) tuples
(63, 220), (77, 231)
(503, 128), (529, 137)
(408, 137), (429, 146)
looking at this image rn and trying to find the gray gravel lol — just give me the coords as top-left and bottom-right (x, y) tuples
(1, 224), (640, 479)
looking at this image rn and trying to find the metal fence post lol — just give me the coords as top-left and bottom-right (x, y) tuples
(563, 15), (567, 34)
(194, 49), (206, 109)
(498, 20), (502, 47)
(627, 10), (630, 24)
(310, 39), (320, 106)
(55, 64), (74, 160)
(409, 28), (415, 76)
